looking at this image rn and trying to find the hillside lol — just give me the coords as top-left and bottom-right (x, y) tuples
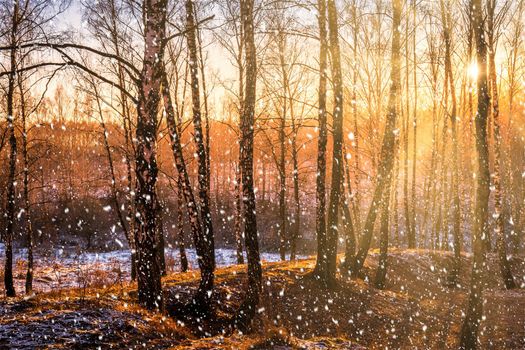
(1, 250), (524, 349)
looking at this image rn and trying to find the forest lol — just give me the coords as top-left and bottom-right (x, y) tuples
(0, 0), (524, 348)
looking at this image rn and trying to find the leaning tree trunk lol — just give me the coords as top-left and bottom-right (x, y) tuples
(133, 0), (168, 311)
(339, 141), (356, 272)
(161, 67), (213, 315)
(185, 0), (216, 308)
(95, 90), (137, 282)
(459, 0), (490, 347)
(170, 53), (190, 273)
(351, 0), (401, 278)
(233, 0), (262, 331)
(4, 0), (19, 298)
(312, 0), (329, 282)
(341, 169), (356, 269)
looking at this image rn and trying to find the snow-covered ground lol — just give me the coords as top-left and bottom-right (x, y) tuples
(0, 244), (305, 293)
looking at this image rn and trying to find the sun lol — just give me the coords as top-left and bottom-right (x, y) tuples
(468, 61), (479, 80)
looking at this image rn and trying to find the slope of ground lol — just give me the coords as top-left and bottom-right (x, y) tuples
(0, 245), (303, 293)
(1, 249), (524, 349)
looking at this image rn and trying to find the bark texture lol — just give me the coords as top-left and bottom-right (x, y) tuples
(233, 0), (262, 331)
(133, 0), (168, 310)
(161, 67), (214, 314)
(320, 0), (345, 286)
(185, 0), (216, 309)
(313, 0), (329, 282)
(459, 0), (490, 347)
(4, 0), (19, 298)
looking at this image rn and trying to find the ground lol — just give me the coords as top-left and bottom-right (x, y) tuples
(1, 249), (524, 349)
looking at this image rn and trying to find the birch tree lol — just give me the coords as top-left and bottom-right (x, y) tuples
(352, 0), (401, 277)
(459, 0), (491, 346)
(233, 0), (262, 330)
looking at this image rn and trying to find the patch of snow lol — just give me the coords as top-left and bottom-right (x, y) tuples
(0, 245), (306, 293)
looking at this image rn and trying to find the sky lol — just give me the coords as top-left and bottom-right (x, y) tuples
(45, 0), (240, 120)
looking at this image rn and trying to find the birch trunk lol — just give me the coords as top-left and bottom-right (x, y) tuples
(185, 3), (216, 301)
(459, 0), (490, 346)
(161, 68), (214, 313)
(313, 0), (329, 281)
(233, 0), (262, 330)
(133, 0), (168, 310)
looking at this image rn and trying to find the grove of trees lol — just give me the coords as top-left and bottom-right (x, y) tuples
(1, 0), (525, 347)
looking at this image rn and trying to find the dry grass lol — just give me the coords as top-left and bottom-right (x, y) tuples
(162, 249), (525, 349)
(1, 249), (525, 349)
